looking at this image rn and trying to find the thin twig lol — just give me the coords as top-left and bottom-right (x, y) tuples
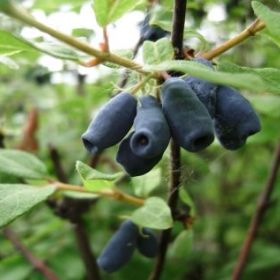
(171, 0), (187, 59)
(73, 220), (100, 280)
(148, 0), (186, 278)
(3, 227), (59, 280)
(54, 182), (144, 206)
(202, 19), (265, 60)
(48, 145), (68, 183)
(232, 140), (280, 280)
(3, 3), (150, 75)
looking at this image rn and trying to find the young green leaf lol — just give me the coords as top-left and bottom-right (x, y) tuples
(252, 1), (280, 46)
(143, 38), (173, 65)
(0, 149), (48, 179)
(0, 184), (55, 228)
(131, 197), (173, 230)
(168, 230), (193, 259)
(144, 60), (266, 92)
(93, 0), (143, 27)
(0, 30), (88, 62)
(132, 168), (161, 197)
(76, 161), (122, 191)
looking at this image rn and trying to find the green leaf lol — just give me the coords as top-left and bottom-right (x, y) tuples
(131, 197), (173, 229)
(0, 184), (55, 228)
(144, 60), (266, 92)
(0, 56), (19, 69)
(0, 29), (36, 56)
(0, 149), (48, 180)
(0, 0), (12, 12)
(252, 1), (280, 46)
(76, 161), (122, 191)
(250, 95), (280, 118)
(179, 188), (195, 215)
(218, 62), (280, 94)
(143, 38), (173, 65)
(168, 230), (193, 259)
(0, 30), (87, 62)
(132, 168), (161, 197)
(93, 0), (143, 27)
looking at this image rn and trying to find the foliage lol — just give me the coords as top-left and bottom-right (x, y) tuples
(0, 0), (279, 279)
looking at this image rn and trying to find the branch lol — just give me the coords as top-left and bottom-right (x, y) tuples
(148, 0), (186, 277)
(3, 227), (59, 280)
(73, 221), (100, 280)
(17, 107), (39, 152)
(3, 2), (151, 76)
(232, 140), (280, 280)
(54, 182), (144, 206)
(171, 0), (187, 59)
(202, 19), (266, 60)
(48, 145), (68, 183)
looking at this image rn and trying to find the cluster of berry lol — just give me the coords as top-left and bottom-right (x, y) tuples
(82, 58), (261, 176)
(97, 220), (157, 273)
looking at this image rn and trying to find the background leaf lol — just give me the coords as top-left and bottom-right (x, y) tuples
(252, 1), (280, 47)
(0, 184), (55, 228)
(0, 149), (48, 180)
(93, 0), (143, 27)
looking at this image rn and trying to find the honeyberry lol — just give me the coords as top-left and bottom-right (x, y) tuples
(137, 228), (158, 258)
(139, 15), (168, 42)
(160, 78), (214, 152)
(184, 58), (218, 117)
(130, 95), (170, 159)
(82, 92), (137, 154)
(97, 220), (138, 273)
(116, 133), (163, 177)
(214, 85), (261, 150)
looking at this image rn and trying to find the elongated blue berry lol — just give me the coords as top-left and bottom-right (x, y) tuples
(116, 133), (162, 176)
(137, 228), (158, 258)
(140, 15), (168, 42)
(214, 86), (261, 150)
(97, 220), (138, 273)
(160, 78), (214, 152)
(130, 96), (170, 158)
(184, 58), (218, 117)
(82, 92), (137, 154)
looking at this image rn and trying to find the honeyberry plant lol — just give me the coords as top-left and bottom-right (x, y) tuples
(0, 0), (280, 279)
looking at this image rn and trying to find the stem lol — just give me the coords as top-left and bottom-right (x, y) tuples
(55, 182), (144, 206)
(202, 19), (266, 60)
(3, 227), (59, 280)
(73, 220), (100, 280)
(4, 3), (150, 75)
(171, 0), (187, 59)
(48, 145), (68, 183)
(232, 140), (280, 280)
(148, 0), (186, 278)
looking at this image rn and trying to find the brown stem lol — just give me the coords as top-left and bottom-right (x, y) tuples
(76, 73), (86, 96)
(3, 227), (59, 280)
(48, 145), (68, 183)
(171, 0), (187, 59)
(148, 140), (181, 280)
(232, 140), (280, 280)
(148, 1), (186, 278)
(73, 220), (100, 280)
(17, 107), (39, 152)
(202, 19), (265, 60)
